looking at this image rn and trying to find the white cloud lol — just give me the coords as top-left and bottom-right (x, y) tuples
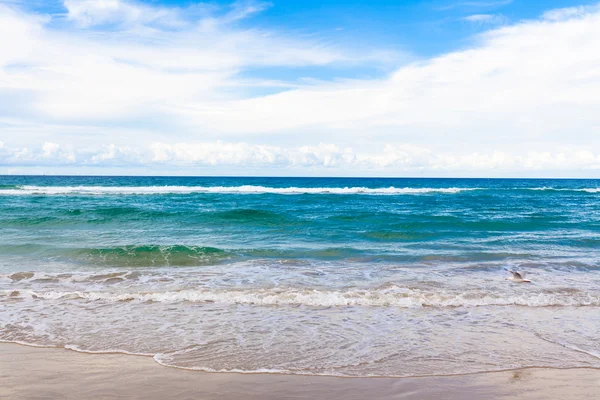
(218, 1), (272, 23)
(64, 0), (177, 27)
(169, 4), (600, 151)
(0, 141), (76, 164)
(2, 141), (600, 176)
(0, 1), (394, 123)
(542, 5), (600, 21)
(62, 0), (272, 29)
(42, 141), (59, 156)
(463, 13), (492, 22)
(462, 13), (507, 24)
(0, 2), (600, 176)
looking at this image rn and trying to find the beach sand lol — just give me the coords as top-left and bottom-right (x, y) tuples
(1, 343), (599, 399)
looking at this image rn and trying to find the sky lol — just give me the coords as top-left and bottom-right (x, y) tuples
(1, 0), (600, 177)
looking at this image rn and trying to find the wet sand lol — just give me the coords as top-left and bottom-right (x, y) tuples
(1, 343), (599, 400)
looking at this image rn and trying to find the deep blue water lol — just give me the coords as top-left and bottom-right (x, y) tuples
(1, 176), (600, 268)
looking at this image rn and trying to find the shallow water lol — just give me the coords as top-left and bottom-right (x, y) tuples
(1, 176), (599, 376)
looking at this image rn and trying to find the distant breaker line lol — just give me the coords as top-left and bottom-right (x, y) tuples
(528, 187), (600, 193)
(0, 185), (598, 196)
(0, 185), (479, 195)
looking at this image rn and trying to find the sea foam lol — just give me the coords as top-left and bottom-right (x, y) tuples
(9, 287), (600, 308)
(0, 185), (477, 196)
(528, 187), (600, 193)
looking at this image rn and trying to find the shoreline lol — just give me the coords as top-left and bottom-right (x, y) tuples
(6, 339), (600, 379)
(2, 343), (600, 399)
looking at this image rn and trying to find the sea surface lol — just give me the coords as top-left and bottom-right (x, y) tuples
(1, 176), (600, 377)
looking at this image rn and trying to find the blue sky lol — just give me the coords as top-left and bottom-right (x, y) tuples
(20, 1), (600, 70)
(1, 0), (600, 176)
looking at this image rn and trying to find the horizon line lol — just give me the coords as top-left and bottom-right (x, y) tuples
(1, 174), (598, 180)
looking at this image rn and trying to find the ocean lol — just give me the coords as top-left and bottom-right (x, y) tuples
(1, 176), (599, 377)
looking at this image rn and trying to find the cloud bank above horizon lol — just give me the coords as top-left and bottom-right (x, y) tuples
(1, 0), (600, 177)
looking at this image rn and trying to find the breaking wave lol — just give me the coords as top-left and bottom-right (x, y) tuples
(4, 185), (599, 196)
(0, 185), (477, 196)
(0, 244), (230, 267)
(7, 287), (600, 308)
(527, 187), (600, 193)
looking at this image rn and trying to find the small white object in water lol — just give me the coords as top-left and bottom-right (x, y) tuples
(507, 270), (531, 283)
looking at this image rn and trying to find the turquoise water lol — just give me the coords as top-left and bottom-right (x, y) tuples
(1, 176), (600, 376)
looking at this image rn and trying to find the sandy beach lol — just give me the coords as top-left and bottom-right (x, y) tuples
(1, 343), (599, 400)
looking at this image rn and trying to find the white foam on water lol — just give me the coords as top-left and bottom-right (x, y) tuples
(0, 339), (57, 348)
(13, 287), (600, 308)
(4, 289), (600, 378)
(528, 187), (600, 193)
(4, 185), (598, 196)
(63, 344), (154, 357)
(0, 339), (153, 357)
(153, 354), (297, 375)
(535, 334), (600, 360)
(0, 185), (478, 196)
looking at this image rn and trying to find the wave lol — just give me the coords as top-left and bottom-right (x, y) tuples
(535, 334), (600, 360)
(0, 244), (382, 266)
(0, 244), (231, 267)
(7, 287), (600, 308)
(63, 345), (155, 357)
(0, 185), (478, 196)
(151, 356), (297, 375)
(1, 243), (593, 267)
(73, 245), (230, 267)
(527, 187), (600, 193)
(2, 185), (598, 196)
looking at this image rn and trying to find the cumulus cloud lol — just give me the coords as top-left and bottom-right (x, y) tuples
(0, 1), (599, 176)
(0, 142), (76, 165)
(2, 141), (600, 175)
(41, 142), (60, 156)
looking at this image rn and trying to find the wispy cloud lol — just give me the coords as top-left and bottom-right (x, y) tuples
(542, 4), (600, 21)
(61, 0), (275, 29)
(63, 0), (182, 28)
(463, 13), (499, 22)
(462, 13), (507, 25)
(223, 1), (272, 23)
(0, 0), (395, 122)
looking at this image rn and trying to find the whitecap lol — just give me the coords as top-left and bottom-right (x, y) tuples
(0, 185), (479, 196)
